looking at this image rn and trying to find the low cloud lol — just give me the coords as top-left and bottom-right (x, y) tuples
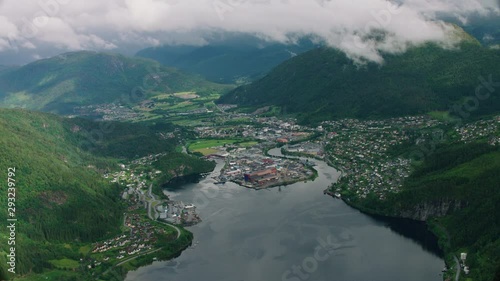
(0, 0), (497, 64)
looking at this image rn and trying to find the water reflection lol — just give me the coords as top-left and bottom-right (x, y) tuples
(126, 151), (444, 281)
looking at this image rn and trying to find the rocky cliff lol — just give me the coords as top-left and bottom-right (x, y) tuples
(396, 199), (468, 221)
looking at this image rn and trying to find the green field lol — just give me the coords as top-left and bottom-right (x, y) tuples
(0, 109), (215, 280)
(238, 141), (258, 147)
(188, 139), (240, 151)
(49, 259), (80, 270)
(0, 51), (232, 114)
(78, 245), (91, 255)
(428, 111), (455, 122)
(171, 116), (213, 127)
(192, 148), (219, 155)
(173, 92), (199, 99)
(13, 270), (83, 281)
(187, 139), (259, 155)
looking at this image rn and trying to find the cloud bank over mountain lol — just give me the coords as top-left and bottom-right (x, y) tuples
(0, 0), (498, 64)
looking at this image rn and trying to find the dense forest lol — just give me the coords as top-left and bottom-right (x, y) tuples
(0, 51), (230, 114)
(349, 142), (500, 281)
(219, 39), (500, 124)
(0, 109), (213, 280)
(136, 36), (317, 84)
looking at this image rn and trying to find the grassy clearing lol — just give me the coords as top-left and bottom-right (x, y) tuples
(428, 111), (454, 122)
(188, 139), (259, 155)
(238, 141), (258, 147)
(49, 258), (80, 270)
(14, 270), (83, 281)
(173, 92), (199, 99)
(191, 148), (219, 155)
(171, 118), (210, 127)
(78, 245), (91, 255)
(188, 139), (240, 151)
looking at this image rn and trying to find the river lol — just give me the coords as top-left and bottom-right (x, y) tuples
(125, 148), (444, 281)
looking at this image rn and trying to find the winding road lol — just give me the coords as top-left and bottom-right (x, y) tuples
(107, 184), (182, 272)
(160, 221), (181, 239)
(115, 248), (163, 267)
(146, 184), (160, 220)
(145, 184), (181, 239)
(454, 256), (461, 281)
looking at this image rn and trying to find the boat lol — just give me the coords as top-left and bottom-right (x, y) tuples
(334, 193), (341, 198)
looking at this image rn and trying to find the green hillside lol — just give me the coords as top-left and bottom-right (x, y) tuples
(219, 41), (500, 123)
(0, 109), (214, 280)
(136, 37), (316, 84)
(0, 65), (17, 75)
(348, 141), (500, 281)
(445, 12), (500, 46)
(0, 51), (230, 114)
(396, 143), (500, 281)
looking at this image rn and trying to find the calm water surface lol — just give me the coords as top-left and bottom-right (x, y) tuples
(126, 149), (444, 281)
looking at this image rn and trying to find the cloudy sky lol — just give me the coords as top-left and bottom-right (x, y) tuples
(0, 0), (498, 64)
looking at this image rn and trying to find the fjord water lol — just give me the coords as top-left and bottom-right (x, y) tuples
(126, 150), (444, 281)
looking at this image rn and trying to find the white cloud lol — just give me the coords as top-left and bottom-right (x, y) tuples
(0, 0), (497, 63)
(0, 16), (18, 37)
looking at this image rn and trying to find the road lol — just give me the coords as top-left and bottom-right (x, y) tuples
(115, 248), (163, 267)
(146, 184), (160, 220)
(146, 184), (182, 239)
(100, 184), (184, 278)
(454, 255), (461, 281)
(113, 221), (181, 267)
(104, 219), (181, 272)
(159, 220), (181, 239)
(434, 223), (460, 281)
(143, 184), (181, 237)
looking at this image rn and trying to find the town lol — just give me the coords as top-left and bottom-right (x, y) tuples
(91, 99), (499, 203)
(80, 152), (201, 274)
(324, 115), (499, 200)
(74, 102), (498, 279)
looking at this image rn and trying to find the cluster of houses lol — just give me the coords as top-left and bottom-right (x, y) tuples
(322, 115), (441, 132)
(72, 103), (143, 121)
(325, 114), (500, 200)
(90, 213), (164, 265)
(103, 153), (166, 199)
(283, 141), (324, 158)
(454, 115), (500, 144)
(194, 115), (318, 142)
(217, 104), (238, 111)
(84, 148), (205, 271)
(324, 117), (424, 199)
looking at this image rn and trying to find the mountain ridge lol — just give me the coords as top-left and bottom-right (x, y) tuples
(0, 108), (214, 280)
(0, 51), (231, 115)
(136, 38), (317, 84)
(219, 40), (500, 123)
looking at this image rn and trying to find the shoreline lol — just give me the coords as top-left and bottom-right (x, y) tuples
(99, 173), (201, 281)
(322, 187), (454, 280)
(123, 145), (449, 281)
(218, 146), (319, 190)
(229, 176), (314, 190)
(280, 145), (452, 280)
